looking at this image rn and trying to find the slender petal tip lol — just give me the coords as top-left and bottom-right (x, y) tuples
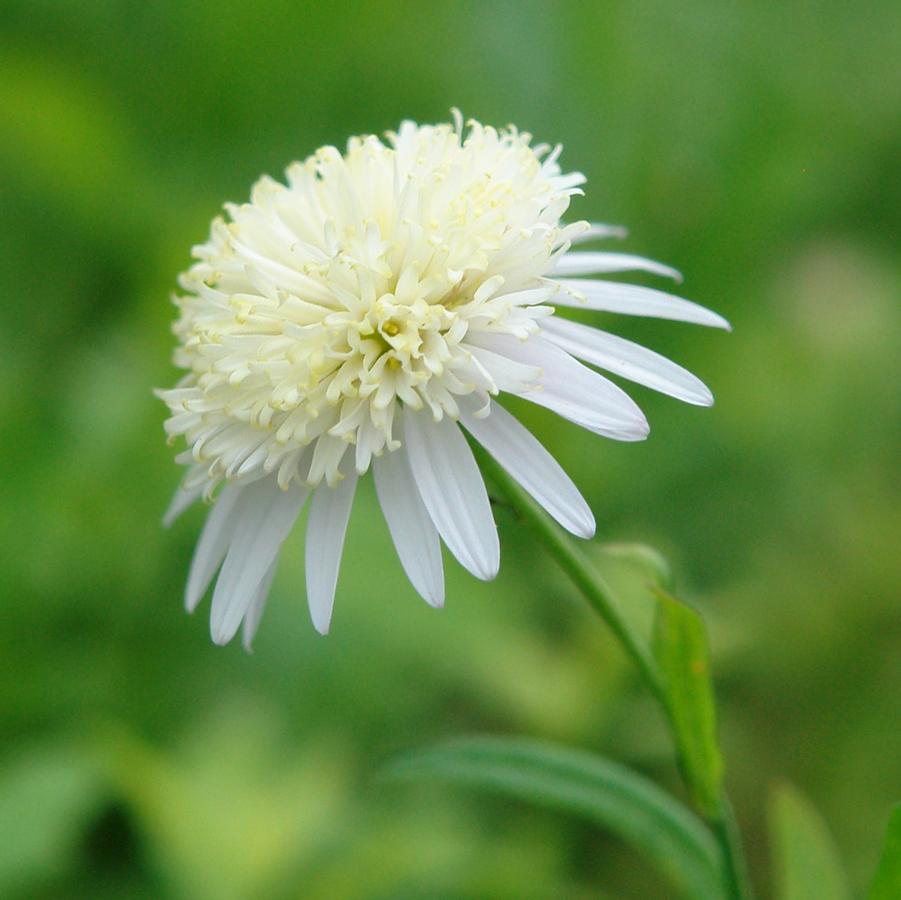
(423, 586), (445, 609)
(210, 620), (235, 646)
(575, 510), (597, 540)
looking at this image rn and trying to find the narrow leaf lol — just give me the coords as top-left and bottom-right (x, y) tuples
(652, 589), (724, 818)
(770, 782), (850, 900)
(385, 736), (724, 899)
(869, 805), (901, 900)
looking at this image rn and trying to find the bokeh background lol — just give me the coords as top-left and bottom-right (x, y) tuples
(2, 1), (899, 897)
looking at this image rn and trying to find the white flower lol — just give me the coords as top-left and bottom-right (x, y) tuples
(158, 113), (728, 647)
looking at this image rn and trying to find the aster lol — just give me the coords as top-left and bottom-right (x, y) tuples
(158, 112), (728, 647)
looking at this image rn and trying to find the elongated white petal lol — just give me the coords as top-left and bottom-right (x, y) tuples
(373, 449), (444, 607)
(541, 316), (713, 406)
(460, 399), (595, 538)
(570, 222), (628, 243)
(163, 482), (203, 527)
(210, 478), (307, 645)
(554, 252), (681, 281)
(468, 332), (649, 441)
(185, 484), (244, 612)
(553, 278), (731, 329)
(241, 559), (278, 652)
(402, 410), (499, 581)
(465, 343), (542, 392)
(305, 470), (358, 634)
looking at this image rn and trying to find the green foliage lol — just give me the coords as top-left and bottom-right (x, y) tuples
(387, 737), (725, 899)
(590, 542), (671, 658)
(869, 806), (901, 900)
(652, 589), (723, 818)
(0, 746), (106, 895)
(769, 783), (849, 900)
(590, 543), (724, 819)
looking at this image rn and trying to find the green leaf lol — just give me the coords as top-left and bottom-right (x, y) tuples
(869, 805), (901, 900)
(588, 542), (725, 819)
(594, 542), (675, 593)
(385, 736), (725, 899)
(652, 589), (724, 818)
(770, 782), (849, 900)
(0, 745), (107, 894)
(590, 542), (673, 658)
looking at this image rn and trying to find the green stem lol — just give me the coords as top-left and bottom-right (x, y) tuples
(712, 799), (755, 900)
(476, 446), (753, 899)
(485, 453), (665, 703)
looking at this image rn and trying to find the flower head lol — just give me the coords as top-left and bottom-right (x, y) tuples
(159, 113), (728, 646)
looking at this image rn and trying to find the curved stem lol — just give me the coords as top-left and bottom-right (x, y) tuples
(476, 446), (753, 899)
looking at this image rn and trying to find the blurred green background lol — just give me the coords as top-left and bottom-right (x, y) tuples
(2, 1), (899, 897)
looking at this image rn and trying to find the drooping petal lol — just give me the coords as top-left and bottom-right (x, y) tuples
(541, 316), (713, 406)
(184, 484), (245, 613)
(162, 481), (203, 528)
(553, 252), (681, 281)
(460, 399), (595, 538)
(467, 332), (649, 441)
(210, 478), (307, 645)
(553, 278), (731, 329)
(402, 410), (499, 581)
(373, 449), (444, 608)
(305, 469), (358, 634)
(241, 559), (278, 652)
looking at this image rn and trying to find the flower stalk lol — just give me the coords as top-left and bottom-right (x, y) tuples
(476, 443), (753, 899)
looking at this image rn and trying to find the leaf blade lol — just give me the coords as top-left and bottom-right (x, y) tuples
(869, 805), (901, 900)
(652, 588), (724, 818)
(770, 782), (850, 900)
(385, 736), (725, 900)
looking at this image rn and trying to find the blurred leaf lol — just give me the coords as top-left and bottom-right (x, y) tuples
(590, 542), (674, 652)
(591, 543), (724, 819)
(652, 589), (723, 818)
(869, 805), (901, 900)
(98, 709), (353, 900)
(770, 782), (849, 900)
(595, 543), (675, 593)
(0, 745), (106, 894)
(386, 736), (724, 899)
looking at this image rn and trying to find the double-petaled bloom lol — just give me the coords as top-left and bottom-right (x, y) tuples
(158, 114), (728, 647)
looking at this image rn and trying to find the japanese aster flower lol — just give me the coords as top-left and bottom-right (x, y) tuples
(158, 113), (728, 647)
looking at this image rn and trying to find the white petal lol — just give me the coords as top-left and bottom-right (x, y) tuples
(554, 252), (681, 281)
(553, 278), (731, 329)
(163, 481), (203, 527)
(570, 222), (628, 243)
(373, 449), (444, 607)
(185, 484), (244, 613)
(402, 409), (499, 581)
(241, 559), (278, 652)
(541, 316), (713, 406)
(468, 332), (649, 441)
(465, 343), (542, 392)
(210, 478), (307, 645)
(305, 470), (358, 635)
(460, 399), (595, 538)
